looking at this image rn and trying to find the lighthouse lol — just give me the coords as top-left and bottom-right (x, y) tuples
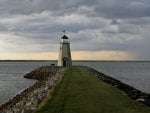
(57, 33), (72, 67)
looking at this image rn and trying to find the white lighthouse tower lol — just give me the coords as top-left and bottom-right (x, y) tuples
(57, 33), (72, 67)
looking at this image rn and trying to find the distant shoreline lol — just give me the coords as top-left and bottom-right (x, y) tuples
(0, 60), (150, 62)
(0, 60), (56, 62)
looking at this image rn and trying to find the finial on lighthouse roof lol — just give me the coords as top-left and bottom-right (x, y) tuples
(63, 29), (66, 35)
(61, 30), (69, 39)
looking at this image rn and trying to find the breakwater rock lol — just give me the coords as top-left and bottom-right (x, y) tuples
(24, 66), (61, 80)
(0, 66), (65, 113)
(83, 66), (150, 107)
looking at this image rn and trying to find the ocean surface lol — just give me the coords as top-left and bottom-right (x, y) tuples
(0, 61), (150, 104)
(0, 61), (55, 104)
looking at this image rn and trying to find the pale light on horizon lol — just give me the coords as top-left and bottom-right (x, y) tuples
(0, 50), (135, 61)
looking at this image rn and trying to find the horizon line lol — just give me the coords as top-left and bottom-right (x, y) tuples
(0, 60), (150, 62)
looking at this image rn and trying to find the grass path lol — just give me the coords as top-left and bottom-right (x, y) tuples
(35, 67), (150, 113)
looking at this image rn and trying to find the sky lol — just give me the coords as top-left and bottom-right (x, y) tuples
(0, 0), (150, 60)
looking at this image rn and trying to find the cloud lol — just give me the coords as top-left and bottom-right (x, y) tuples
(94, 0), (150, 18)
(0, 0), (150, 60)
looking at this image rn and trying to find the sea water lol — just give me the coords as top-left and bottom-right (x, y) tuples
(0, 61), (55, 104)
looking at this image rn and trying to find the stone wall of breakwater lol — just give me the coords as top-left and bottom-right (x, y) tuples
(82, 66), (150, 107)
(0, 66), (65, 113)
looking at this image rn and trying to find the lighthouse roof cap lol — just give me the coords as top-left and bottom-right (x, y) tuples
(61, 35), (69, 39)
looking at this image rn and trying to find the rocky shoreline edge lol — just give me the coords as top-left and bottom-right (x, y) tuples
(83, 66), (150, 107)
(0, 66), (65, 113)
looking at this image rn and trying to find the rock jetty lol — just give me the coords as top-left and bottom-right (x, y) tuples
(0, 66), (65, 113)
(0, 65), (150, 113)
(83, 66), (150, 107)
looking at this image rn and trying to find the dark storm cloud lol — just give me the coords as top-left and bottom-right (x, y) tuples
(94, 0), (150, 18)
(0, 0), (149, 18)
(0, 0), (150, 60)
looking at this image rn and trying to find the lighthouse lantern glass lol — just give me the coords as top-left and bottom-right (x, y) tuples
(61, 39), (69, 43)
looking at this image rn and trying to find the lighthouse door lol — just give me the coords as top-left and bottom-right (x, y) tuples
(62, 57), (68, 67)
(63, 60), (67, 67)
